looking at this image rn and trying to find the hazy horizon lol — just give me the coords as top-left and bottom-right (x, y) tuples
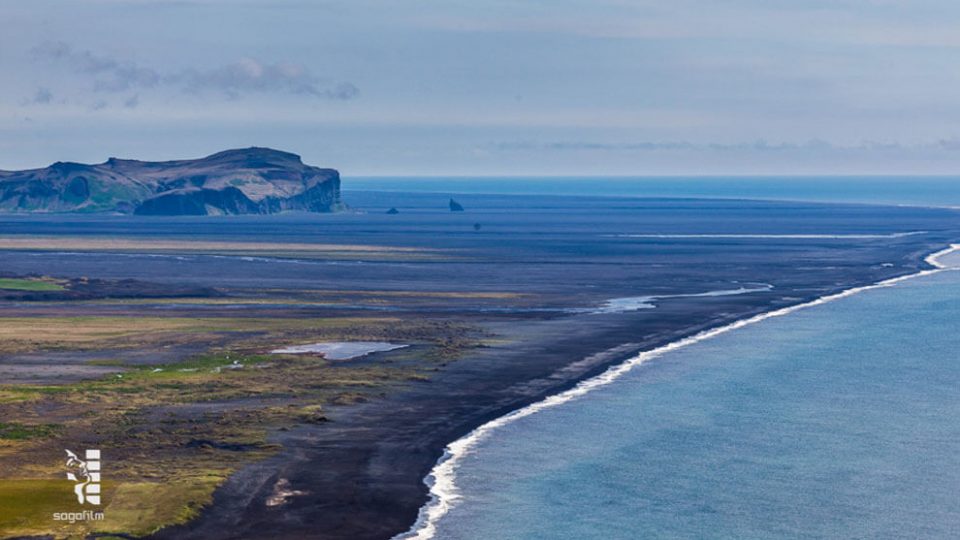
(6, 1), (960, 175)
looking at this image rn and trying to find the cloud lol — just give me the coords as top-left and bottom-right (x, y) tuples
(179, 57), (359, 99)
(31, 41), (161, 93)
(492, 138), (960, 154)
(32, 87), (53, 104)
(935, 138), (960, 151)
(28, 41), (358, 108)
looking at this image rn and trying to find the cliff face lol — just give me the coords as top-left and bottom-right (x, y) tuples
(0, 147), (341, 215)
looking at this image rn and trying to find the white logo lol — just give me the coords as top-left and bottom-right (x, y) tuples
(65, 449), (101, 505)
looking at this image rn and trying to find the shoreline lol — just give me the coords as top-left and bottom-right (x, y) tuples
(399, 243), (960, 540)
(1, 199), (956, 539)
(134, 225), (957, 540)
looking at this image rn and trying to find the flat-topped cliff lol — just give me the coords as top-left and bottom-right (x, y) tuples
(0, 147), (341, 215)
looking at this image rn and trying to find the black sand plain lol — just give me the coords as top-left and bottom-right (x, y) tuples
(0, 191), (957, 539)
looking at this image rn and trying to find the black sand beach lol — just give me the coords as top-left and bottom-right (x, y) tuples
(151, 250), (950, 540)
(0, 193), (957, 539)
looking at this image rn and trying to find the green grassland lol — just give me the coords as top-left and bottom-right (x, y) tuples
(0, 278), (65, 291)
(0, 310), (484, 538)
(0, 422), (61, 440)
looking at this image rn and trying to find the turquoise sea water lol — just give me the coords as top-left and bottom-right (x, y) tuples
(428, 266), (960, 539)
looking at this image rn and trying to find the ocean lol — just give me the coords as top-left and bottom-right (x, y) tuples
(346, 176), (960, 208)
(413, 252), (960, 539)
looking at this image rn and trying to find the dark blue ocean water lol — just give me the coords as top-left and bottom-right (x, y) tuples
(346, 176), (960, 208)
(428, 265), (960, 539)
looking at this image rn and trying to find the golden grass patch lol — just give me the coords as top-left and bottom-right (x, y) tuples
(0, 476), (225, 539)
(0, 316), (401, 353)
(0, 317), (201, 344)
(100, 475), (226, 536)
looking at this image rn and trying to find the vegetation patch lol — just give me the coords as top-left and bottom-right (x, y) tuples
(0, 303), (486, 538)
(99, 475), (226, 536)
(0, 422), (61, 440)
(0, 479), (79, 538)
(0, 476), (225, 538)
(0, 278), (65, 292)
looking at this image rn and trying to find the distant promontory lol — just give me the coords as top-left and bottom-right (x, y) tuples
(0, 147), (341, 216)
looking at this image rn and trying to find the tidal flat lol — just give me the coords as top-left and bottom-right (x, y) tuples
(0, 192), (957, 539)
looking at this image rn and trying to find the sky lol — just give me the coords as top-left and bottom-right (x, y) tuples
(4, 0), (960, 175)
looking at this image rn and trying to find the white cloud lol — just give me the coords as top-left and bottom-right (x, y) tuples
(28, 41), (358, 109)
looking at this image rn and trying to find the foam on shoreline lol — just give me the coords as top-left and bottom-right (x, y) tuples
(925, 244), (960, 269)
(397, 243), (960, 540)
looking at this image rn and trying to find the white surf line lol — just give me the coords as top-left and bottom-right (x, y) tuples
(926, 244), (960, 269)
(397, 243), (960, 540)
(612, 231), (925, 239)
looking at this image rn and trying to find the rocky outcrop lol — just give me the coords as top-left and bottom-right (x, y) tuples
(0, 147), (341, 215)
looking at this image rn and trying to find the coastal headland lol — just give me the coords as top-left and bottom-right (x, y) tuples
(0, 147), (340, 216)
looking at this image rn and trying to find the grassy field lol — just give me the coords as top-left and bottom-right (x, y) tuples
(0, 423), (60, 440)
(0, 315), (410, 354)
(0, 308), (483, 538)
(0, 476), (226, 538)
(0, 278), (65, 292)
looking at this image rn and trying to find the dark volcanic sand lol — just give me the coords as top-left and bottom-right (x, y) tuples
(1, 193), (958, 539)
(148, 279), (943, 540)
